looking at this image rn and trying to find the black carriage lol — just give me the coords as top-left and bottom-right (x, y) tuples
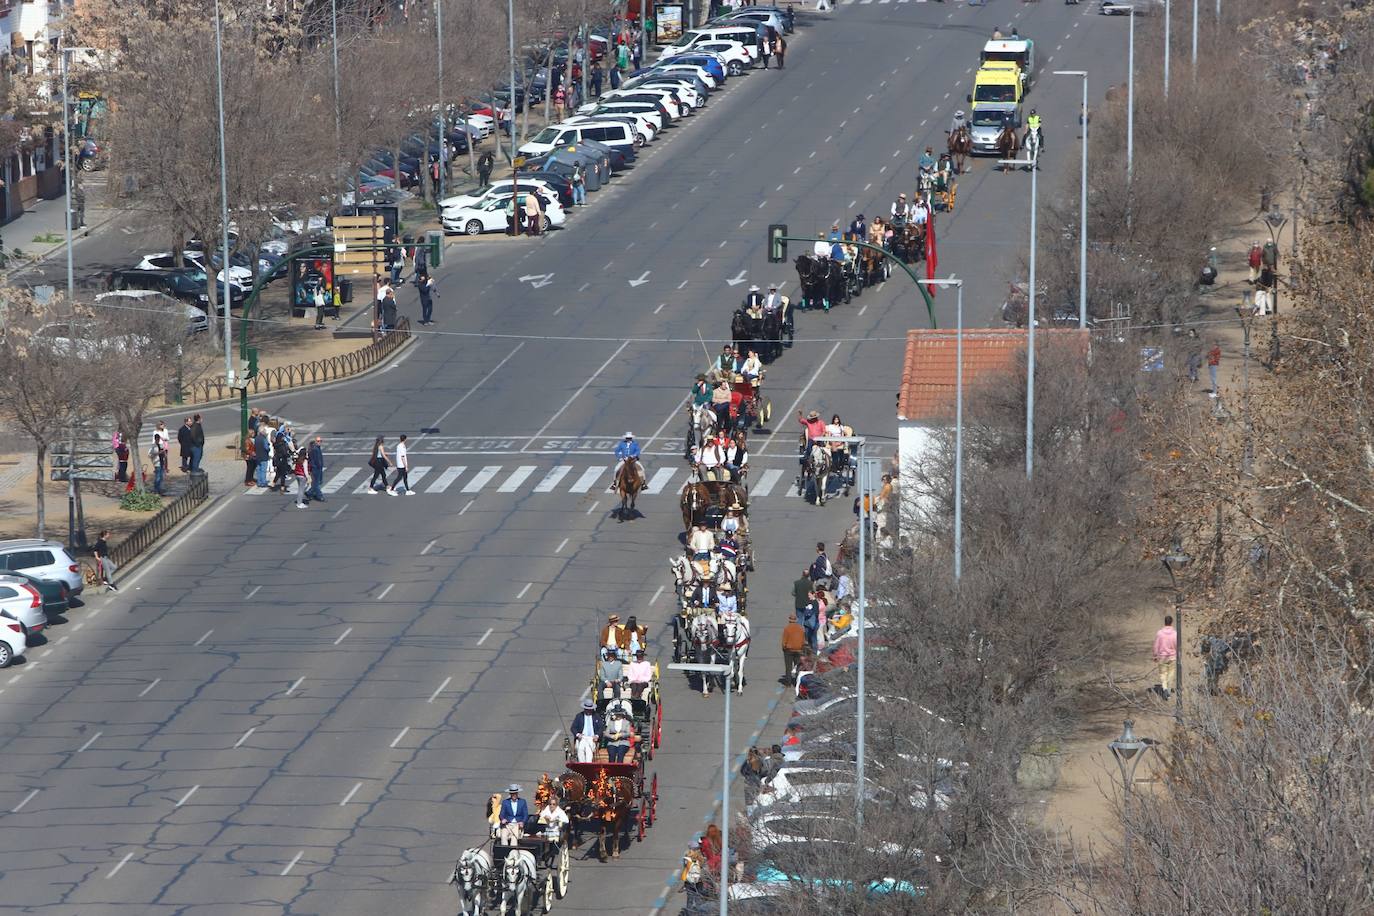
(487, 824), (570, 915)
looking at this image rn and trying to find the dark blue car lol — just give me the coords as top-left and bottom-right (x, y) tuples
(658, 53), (727, 83)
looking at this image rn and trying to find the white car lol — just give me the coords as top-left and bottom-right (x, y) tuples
(755, 765), (952, 812)
(137, 251), (253, 289)
(748, 811), (911, 859)
(0, 612), (26, 668)
(597, 89), (683, 121)
(694, 41), (754, 76)
(95, 290), (209, 334)
(654, 63), (720, 89)
(716, 8), (786, 33)
(565, 112), (656, 145)
(626, 76), (703, 109)
(461, 114), (494, 138)
(441, 192), (566, 236)
(0, 539), (85, 594)
(0, 575), (47, 637)
(439, 178), (561, 212)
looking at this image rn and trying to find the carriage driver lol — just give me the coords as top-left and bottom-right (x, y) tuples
(570, 697), (604, 763)
(848, 213), (866, 240)
(918, 146), (936, 176)
(743, 284), (764, 312)
(717, 581), (739, 617)
(499, 784), (530, 836)
(537, 794), (569, 844)
(611, 432), (643, 491)
(812, 232), (831, 260)
(721, 501), (748, 539)
(890, 192), (910, 223)
(948, 109), (968, 136)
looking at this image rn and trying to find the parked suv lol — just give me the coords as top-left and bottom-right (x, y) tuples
(107, 267), (246, 312)
(0, 540), (85, 595)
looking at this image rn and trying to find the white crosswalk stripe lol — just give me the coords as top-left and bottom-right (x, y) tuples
(463, 466), (501, 493)
(569, 466), (605, 493)
(426, 466), (466, 493)
(643, 467), (677, 495)
(321, 468), (360, 494)
(498, 466), (537, 492)
(399, 466), (431, 491)
(535, 466), (572, 492)
(751, 468), (784, 497)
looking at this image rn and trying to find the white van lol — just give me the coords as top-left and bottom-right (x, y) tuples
(519, 119), (637, 159)
(660, 25), (762, 62)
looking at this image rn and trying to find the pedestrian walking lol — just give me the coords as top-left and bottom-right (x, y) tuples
(1247, 242), (1262, 284)
(554, 86), (566, 122)
(1207, 341), (1222, 395)
(506, 195), (521, 235)
(293, 445), (309, 508)
(389, 433), (413, 494)
(1186, 348), (1202, 383)
(112, 430), (129, 482)
(189, 413), (205, 472)
(429, 157), (442, 198)
(609, 64), (621, 90)
(616, 40), (629, 72)
(382, 290), (398, 331)
(306, 436), (326, 502)
(477, 150), (495, 188)
(72, 182), (87, 230)
(253, 426), (270, 487)
(1152, 614), (1177, 699)
(571, 162), (587, 207)
(418, 274), (437, 325)
(271, 429), (292, 491)
(799, 595), (820, 651)
(367, 436), (391, 492)
(592, 65), (603, 98)
(243, 434), (257, 486)
(177, 417), (193, 472)
(390, 246), (405, 284)
(793, 567), (812, 616)
(781, 613), (806, 685)
(93, 529), (118, 593)
(524, 192), (543, 236)
(313, 284), (327, 329)
(774, 34), (786, 68)
(759, 33), (772, 68)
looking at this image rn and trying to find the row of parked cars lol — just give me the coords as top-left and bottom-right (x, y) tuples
(707, 616), (958, 910)
(0, 540), (89, 668)
(437, 6), (796, 236)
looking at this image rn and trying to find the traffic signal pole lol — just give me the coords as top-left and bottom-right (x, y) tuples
(766, 229), (938, 328)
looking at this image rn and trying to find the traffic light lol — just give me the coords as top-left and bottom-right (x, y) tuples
(767, 224), (787, 264)
(242, 346), (259, 381)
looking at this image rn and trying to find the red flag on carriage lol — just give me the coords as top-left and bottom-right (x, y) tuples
(925, 211), (938, 295)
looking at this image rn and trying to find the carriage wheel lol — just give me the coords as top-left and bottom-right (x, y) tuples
(541, 872), (555, 913)
(654, 701), (663, 748)
(651, 772), (659, 824)
(637, 802), (646, 841)
(555, 845), (570, 898)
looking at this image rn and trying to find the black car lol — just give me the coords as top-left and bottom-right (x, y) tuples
(6, 570), (71, 616)
(512, 168), (574, 207)
(107, 267), (246, 312)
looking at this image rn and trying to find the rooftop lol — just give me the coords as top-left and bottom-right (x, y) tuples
(897, 328), (1089, 423)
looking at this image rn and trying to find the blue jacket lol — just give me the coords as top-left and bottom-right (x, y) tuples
(254, 433), (269, 461)
(307, 443), (324, 476)
(500, 797), (529, 825)
(571, 711), (605, 739)
(615, 440), (641, 461)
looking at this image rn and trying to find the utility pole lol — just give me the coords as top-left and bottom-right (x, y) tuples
(213, 0), (233, 399)
(436, 0), (446, 203)
(332, 0), (343, 210)
(1164, 0), (1171, 97)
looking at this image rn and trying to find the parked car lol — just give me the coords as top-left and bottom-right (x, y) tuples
(0, 613), (27, 667)
(135, 251), (253, 290)
(510, 170), (575, 207)
(95, 290), (209, 334)
(439, 177), (563, 212)
(0, 540), (85, 595)
(694, 40), (755, 75)
(0, 574), (48, 636)
(440, 192), (567, 236)
(565, 111), (656, 145)
(712, 7), (787, 34)
(5, 569), (71, 616)
(107, 267), (246, 312)
(660, 52), (728, 83)
(1101, 0), (1160, 12)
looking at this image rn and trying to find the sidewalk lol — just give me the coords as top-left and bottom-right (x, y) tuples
(0, 175), (119, 278)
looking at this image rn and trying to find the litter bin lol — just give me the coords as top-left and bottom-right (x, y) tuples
(338, 277), (354, 305)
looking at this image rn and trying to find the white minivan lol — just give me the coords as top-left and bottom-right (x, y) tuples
(519, 119), (637, 159)
(660, 25), (762, 63)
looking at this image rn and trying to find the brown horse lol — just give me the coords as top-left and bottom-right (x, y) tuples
(947, 125), (972, 174)
(680, 481), (748, 532)
(996, 124), (1021, 171)
(614, 459), (645, 522)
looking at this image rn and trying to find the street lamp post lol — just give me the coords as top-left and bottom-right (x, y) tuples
(212, 0), (233, 393)
(669, 661), (733, 914)
(436, 0), (446, 203)
(1053, 70), (1089, 326)
(1000, 154), (1038, 478)
(60, 41), (93, 553)
(1108, 720), (1156, 883)
(331, 0), (343, 211)
(1162, 541), (1192, 727)
(1263, 209), (1287, 315)
(507, 0), (518, 155)
(1164, 0), (1171, 97)
(915, 277), (964, 582)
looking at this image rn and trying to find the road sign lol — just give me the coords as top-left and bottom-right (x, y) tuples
(513, 156), (527, 169)
(332, 215), (387, 278)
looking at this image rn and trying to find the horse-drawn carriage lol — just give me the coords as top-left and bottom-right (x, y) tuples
(885, 217), (927, 265)
(730, 305), (789, 362)
(670, 607), (751, 696)
(588, 673), (664, 762)
(732, 373), (771, 434)
(560, 744), (659, 861)
(680, 480), (748, 532)
(448, 781), (571, 916)
(793, 254), (849, 310)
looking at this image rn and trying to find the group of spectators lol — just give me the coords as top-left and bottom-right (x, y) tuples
(244, 408), (326, 508)
(110, 414), (205, 497)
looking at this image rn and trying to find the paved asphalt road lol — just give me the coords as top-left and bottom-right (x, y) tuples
(0, 3), (1127, 913)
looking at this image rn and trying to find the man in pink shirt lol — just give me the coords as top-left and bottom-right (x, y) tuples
(1152, 614), (1177, 699)
(798, 409), (827, 443)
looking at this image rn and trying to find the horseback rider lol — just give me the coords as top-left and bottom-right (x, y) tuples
(611, 432), (643, 491)
(1025, 108), (1044, 151)
(948, 109), (968, 137)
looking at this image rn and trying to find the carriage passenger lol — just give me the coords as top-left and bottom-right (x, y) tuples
(720, 502), (745, 538)
(827, 221), (843, 243)
(829, 235), (848, 264)
(537, 795), (569, 840)
(697, 435), (726, 482)
(918, 146), (935, 175)
(717, 582), (738, 616)
(868, 216), (886, 249)
(688, 523), (716, 561)
(600, 613), (625, 650)
(715, 345), (739, 376)
(723, 435), (749, 484)
(910, 195), (930, 227)
(570, 698), (604, 763)
(812, 232), (830, 259)
(825, 415), (848, 472)
(937, 152), (953, 183)
(740, 351), (762, 383)
(711, 380), (732, 431)
(626, 648), (654, 698)
(890, 192), (909, 223)
(849, 213), (867, 240)
(598, 647), (624, 695)
(621, 616), (647, 655)
(604, 709), (633, 763)
(691, 373), (712, 408)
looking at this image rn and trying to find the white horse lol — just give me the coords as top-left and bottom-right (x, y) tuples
(668, 553), (696, 607)
(448, 847), (492, 916)
(798, 443), (832, 505)
(688, 403), (718, 449)
(719, 613), (751, 694)
(1024, 127), (1041, 170)
(689, 613), (721, 697)
(498, 848), (537, 916)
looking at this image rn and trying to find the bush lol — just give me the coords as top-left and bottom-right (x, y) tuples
(119, 488), (163, 511)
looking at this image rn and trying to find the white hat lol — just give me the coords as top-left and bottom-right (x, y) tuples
(624, 432), (634, 439)
(748, 284), (759, 291)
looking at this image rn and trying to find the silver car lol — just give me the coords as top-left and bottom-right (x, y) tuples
(969, 104), (1022, 155)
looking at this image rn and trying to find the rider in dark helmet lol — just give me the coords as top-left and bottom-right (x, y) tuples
(1026, 108), (1043, 150)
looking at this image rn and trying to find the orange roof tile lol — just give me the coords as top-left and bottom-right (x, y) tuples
(897, 328), (1089, 423)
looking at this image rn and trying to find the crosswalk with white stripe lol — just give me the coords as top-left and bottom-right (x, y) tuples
(246, 462), (831, 503)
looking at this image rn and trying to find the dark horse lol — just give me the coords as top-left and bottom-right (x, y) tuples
(996, 123), (1021, 171)
(947, 125), (972, 174)
(730, 308), (760, 351)
(614, 459), (645, 522)
(558, 770), (634, 861)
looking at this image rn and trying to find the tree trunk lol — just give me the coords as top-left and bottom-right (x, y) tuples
(34, 443), (47, 539)
(122, 411), (146, 492)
